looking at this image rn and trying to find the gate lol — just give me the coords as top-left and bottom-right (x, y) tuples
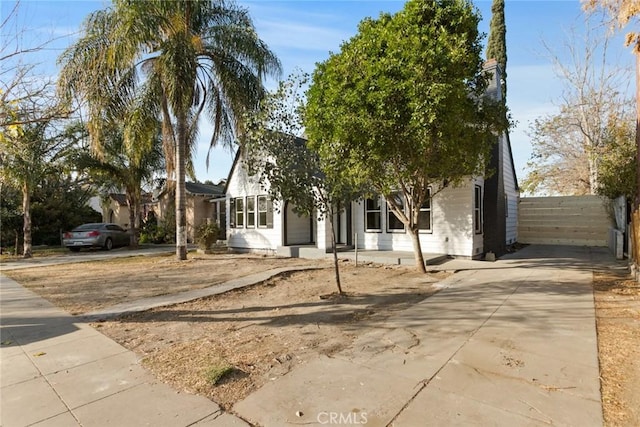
(518, 196), (613, 247)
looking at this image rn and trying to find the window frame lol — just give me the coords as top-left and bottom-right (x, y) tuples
(246, 196), (255, 228)
(474, 185), (483, 234)
(418, 187), (433, 233)
(386, 191), (406, 233)
(257, 195), (273, 228)
(364, 196), (382, 232)
(234, 197), (244, 228)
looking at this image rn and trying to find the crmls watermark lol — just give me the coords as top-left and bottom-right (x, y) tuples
(316, 411), (368, 425)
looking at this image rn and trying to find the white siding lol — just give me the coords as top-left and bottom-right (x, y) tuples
(353, 181), (478, 258)
(226, 158), (282, 253)
(503, 134), (519, 245)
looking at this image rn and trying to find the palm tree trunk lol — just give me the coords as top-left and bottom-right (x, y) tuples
(22, 182), (32, 259)
(175, 115), (188, 260)
(126, 196), (138, 249)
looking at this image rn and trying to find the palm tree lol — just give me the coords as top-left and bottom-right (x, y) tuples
(0, 116), (72, 258)
(74, 122), (165, 248)
(58, 0), (281, 259)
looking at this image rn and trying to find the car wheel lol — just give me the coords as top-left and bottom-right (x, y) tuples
(104, 238), (113, 251)
(69, 247), (81, 253)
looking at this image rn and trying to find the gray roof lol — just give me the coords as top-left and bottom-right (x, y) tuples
(185, 182), (224, 196)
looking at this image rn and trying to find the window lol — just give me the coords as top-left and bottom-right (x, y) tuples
(387, 191), (405, 232)
(474, 185), (482, 234)
(418, 188), (432, 232)
(258, 195), (273, 228)
(234, 197), (244, 228)
(246, 196), (255, 228)
(365, 197), (381, 231)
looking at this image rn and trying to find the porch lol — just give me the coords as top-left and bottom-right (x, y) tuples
(277, 245), (448, 266)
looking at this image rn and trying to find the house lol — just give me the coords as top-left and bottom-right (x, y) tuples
(102, 193), (156, 229)
(225, 60), (518, 260)
(155, 181), (225, 242)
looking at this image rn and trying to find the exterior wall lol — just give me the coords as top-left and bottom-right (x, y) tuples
(187, 196), (215, 243)
(226, 159), (283, 253)
(503, 136), (519, 245)
(104, 200), (129, 229)
(518, 196), (613, 246)
(353, 180), (480, 258)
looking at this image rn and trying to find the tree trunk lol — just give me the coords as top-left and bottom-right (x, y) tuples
(22, 182), (32, 259)
(409, 226), (427, 273)
(126, 196), (138, 249)
(175, 115), (188, 260)
(328, 214), (343, 295)
(633, 51), (640, 280)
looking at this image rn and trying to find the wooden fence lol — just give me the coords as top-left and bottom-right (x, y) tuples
(518, 196), (613, 247)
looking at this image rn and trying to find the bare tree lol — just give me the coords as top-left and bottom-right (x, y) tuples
(583, 0), (640, 277)
(522, 20), (634, 195)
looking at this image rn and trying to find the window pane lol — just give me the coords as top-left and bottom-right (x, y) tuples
(388, 212), (404, 230)
(418, 212), (431, 230)
(366, 197), (380, 211)
(366, 212), (381, 230)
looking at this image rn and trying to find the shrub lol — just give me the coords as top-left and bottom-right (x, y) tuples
(195, 221), (220, 249)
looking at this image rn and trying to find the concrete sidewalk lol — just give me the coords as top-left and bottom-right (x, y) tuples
(1, 245), (622, 426)
(0, 274), (250, 427)
(234, 245), (621, 426)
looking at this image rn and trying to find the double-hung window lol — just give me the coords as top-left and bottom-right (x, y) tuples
(234, 197), (244, 228)
(418, 188), (432, 232)
(257, 195), (273, 228)
(387, 191), (405, 232)
(246, 196), (255, 228)
(365, 196), (381, 232)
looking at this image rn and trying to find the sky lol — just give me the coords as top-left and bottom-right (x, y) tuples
(3, 0), (636, 186)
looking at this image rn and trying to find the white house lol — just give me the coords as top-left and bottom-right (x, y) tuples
(225, 60), (518, 260)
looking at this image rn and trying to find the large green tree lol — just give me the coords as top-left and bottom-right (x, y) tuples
(486, 0), (507, 101)
(306, 0), (508, 273)
(58, 0), (280, 260)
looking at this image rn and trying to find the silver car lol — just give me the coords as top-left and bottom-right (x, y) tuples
(63, 223), (131, 252)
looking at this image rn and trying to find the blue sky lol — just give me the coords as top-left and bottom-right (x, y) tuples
(3, 0), (636, 185)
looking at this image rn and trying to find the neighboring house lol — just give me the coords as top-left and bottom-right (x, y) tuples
(156, 181), (225, 243)
(102, 193), (156, 229)
(225, 60), (518, 260)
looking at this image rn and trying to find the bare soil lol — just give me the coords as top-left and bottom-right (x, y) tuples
(594, 271), (640, 426)
(4, 253), (639, 425)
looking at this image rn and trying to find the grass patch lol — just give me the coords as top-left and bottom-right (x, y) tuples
(205, 361), (235, 385)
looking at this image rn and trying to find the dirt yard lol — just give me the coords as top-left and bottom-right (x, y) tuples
(594, 271), (640, 426)
(4, 253), (639, 425)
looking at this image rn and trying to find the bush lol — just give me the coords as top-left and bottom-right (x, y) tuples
(195, 221), (220, 249)
(139, 216), (175, 244)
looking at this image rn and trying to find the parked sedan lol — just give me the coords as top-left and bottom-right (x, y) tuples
(63, 223), (131, 252)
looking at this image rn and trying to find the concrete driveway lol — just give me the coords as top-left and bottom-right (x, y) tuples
(234, 245), (622, 426)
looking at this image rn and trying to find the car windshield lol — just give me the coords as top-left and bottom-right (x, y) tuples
(73, 223), (102, 231)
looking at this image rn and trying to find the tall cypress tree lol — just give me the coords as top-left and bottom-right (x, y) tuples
(486, 0), (507, 101)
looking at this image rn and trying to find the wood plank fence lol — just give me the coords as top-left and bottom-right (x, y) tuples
(518, 196), (614, 247)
